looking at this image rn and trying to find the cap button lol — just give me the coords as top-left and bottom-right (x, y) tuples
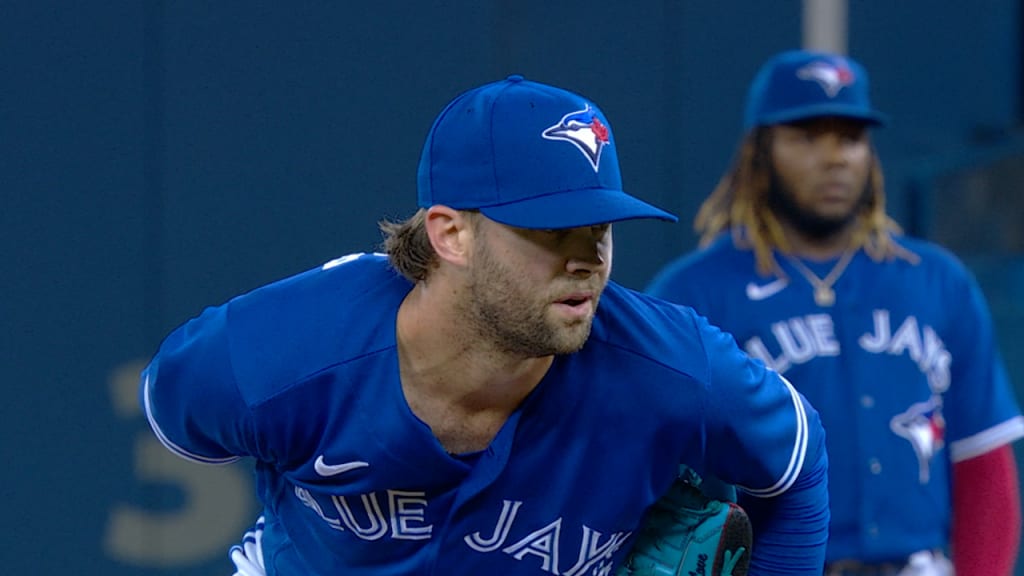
(506, 74), (524, 83)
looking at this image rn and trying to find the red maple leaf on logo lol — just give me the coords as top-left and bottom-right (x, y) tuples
(837, 65), (854, 85)
(590, 117), (609, 143)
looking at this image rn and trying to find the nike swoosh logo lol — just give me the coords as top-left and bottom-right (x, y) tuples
(745, 278), (789, 301)
(314, 455), (369, 477)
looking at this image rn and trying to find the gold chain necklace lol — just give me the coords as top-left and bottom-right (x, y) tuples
(783, 249), (855, 307)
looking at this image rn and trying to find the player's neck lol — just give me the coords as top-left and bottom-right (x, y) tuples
(395, 283), (552, 408)
(396, 284), (551, 454)
(780, 222), (856, 261)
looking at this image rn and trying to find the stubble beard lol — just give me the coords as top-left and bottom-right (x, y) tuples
(465, 248), (597, 358)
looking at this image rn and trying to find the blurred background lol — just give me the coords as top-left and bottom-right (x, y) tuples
(2, 1), (1021, 574)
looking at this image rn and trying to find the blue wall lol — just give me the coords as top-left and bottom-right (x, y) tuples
(2, 2), (1019, 574)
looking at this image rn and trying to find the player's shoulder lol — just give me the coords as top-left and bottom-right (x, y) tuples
(228, 252), (405, 323)
(891, 235), (976, 283)
(598, 281), (704, 329)
(242, 252), (399, 297)
(591, 282), (726, 377)
(224, 253), (410, 398)
(647, 235), (753, 289)
(895, 235), (964, 265)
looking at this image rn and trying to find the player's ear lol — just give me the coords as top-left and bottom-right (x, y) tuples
(424, 205), (473, 267)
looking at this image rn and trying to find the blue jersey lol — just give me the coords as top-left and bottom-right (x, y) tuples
(647, 235), (1024, 564)
(142, 252), (828, 575)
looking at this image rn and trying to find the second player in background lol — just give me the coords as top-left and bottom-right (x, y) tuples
(646, 49), (1024, 576)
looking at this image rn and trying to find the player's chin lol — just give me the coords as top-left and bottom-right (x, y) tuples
(550, 321), (593, 354)
(812, 193), (860, 218)
(815, 203), (858, 221)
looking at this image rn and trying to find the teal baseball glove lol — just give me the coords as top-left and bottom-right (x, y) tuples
(617, 467), (752, 576)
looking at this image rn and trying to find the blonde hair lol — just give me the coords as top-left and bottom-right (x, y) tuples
(695, 127), (917, 275)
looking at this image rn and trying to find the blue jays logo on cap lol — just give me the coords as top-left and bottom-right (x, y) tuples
(416, 75), (677, 229)
(796, 60), (855, 98)
(541, 105), (610, 172)
(743, 50), (887, 129)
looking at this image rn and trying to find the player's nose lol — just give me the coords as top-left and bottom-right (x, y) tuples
(818, 132), (853, 165)
(564, 225), (610, 276)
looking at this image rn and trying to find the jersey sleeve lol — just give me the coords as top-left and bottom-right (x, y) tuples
(694, 315), (830, 573)
(140, 302), (259, 464)
(943, 269), (1024, 461)
(697, 318), (826, 494)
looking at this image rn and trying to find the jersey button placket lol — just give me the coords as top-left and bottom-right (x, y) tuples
(868, 458), (882, 475)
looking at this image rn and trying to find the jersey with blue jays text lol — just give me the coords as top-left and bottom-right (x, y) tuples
(142, 252), (829, 575)
(646, 234), (1024, 564)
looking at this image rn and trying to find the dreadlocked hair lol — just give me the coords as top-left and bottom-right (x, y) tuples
(694, 126), (918, 276)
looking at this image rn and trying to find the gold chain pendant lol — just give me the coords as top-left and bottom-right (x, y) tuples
(814, 286), (836, 307)
(784, 249), (855, 308)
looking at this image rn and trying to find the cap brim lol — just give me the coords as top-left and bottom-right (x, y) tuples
(759, 104), (888, 127)
(479, 188), (678, 229)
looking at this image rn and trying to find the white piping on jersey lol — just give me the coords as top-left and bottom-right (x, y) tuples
(740, 375), (809, 498)
(143, 372), (241, 465)
(949, 415), (1024, 463)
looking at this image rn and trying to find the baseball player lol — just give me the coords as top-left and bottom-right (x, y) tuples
(646, 50), (1024, 575)
(141, 75), (830, 575)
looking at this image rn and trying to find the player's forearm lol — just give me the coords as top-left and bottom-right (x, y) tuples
(740, 438), (830, 575)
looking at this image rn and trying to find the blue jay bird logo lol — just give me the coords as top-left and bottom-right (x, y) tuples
(541, 105), (610, 172)
(796, 60), (855, 98)
(890, 397), (946, 484)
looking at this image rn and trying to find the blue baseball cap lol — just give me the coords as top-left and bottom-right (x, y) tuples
(417, 75), (677, 229)
(743, 50), (887, 130)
